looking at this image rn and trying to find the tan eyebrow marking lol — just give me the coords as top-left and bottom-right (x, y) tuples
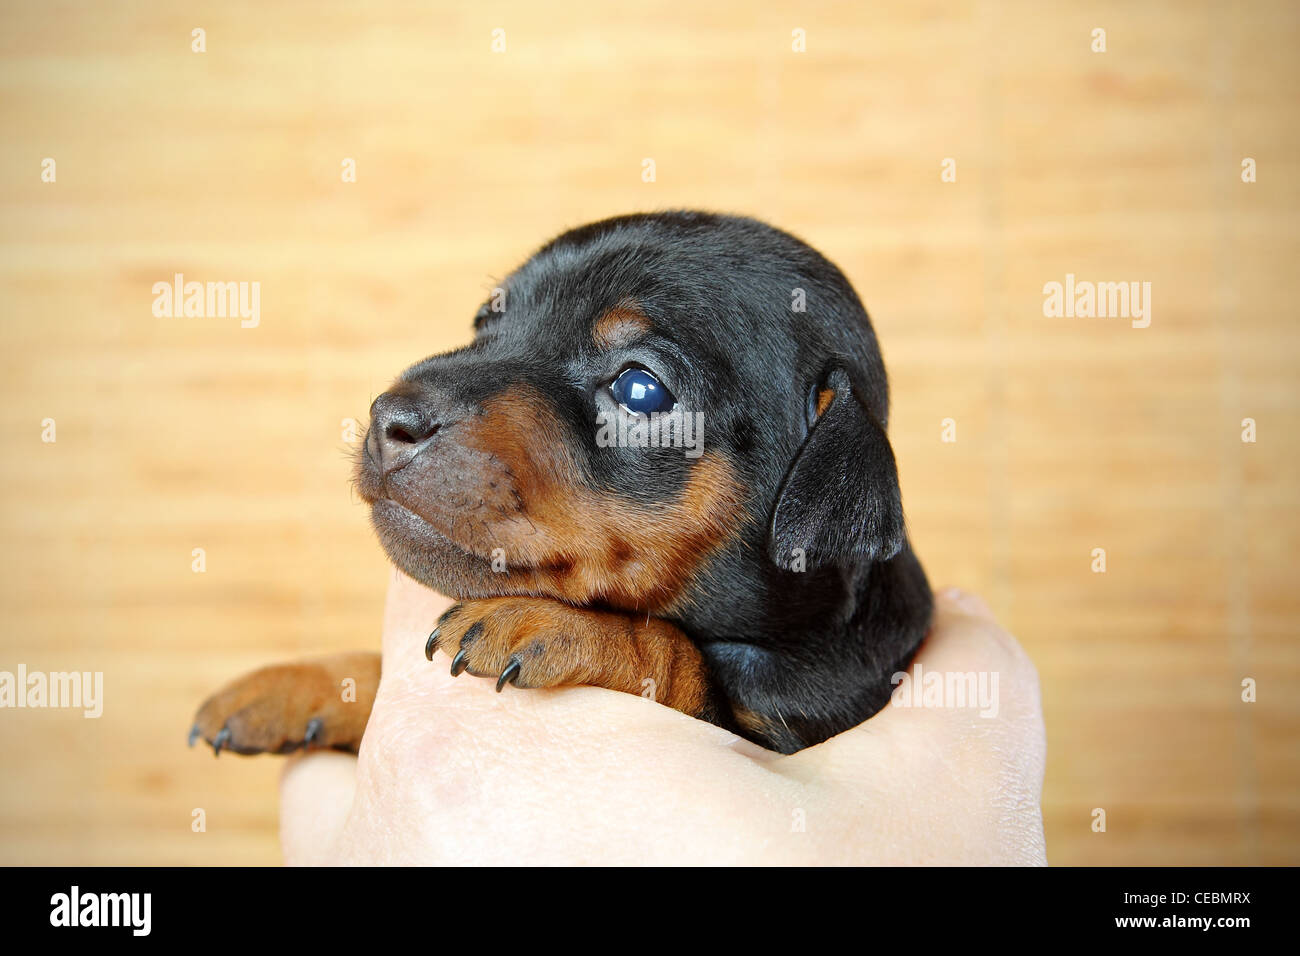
(592, 299), (652, 350)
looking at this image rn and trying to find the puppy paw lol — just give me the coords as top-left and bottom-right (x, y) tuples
(190, 652), (380, 756)
(425, 598), (717, 718)
(426, 599), (586, 691)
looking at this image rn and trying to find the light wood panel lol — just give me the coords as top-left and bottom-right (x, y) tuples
(0, 0), (1296, 865)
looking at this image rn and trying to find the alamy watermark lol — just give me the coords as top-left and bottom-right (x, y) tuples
(0, 665), (103, 718)
(890, 662), (999, 718)
(1042, 273), (1151, 328)
(50, 886), (150, 936)
(152, 273), (260, 328)
(596, 408), (704, 458)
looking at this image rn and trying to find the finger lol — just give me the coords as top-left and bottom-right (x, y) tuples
(379, 566), (454, 681)
(935, 585), (993, 620)
(279, 751), (359, 865)
(919, 587), (1023, 673)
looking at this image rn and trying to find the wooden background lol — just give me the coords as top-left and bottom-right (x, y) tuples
(0, 0), (1296, 865)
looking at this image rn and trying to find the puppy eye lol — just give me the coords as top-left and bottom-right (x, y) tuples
(610, 367), (675, 415)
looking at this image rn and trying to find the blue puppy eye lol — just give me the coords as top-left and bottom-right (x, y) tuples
(610, 367), (675, 415)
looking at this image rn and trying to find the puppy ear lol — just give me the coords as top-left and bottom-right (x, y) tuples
(767, 367), (906, 570)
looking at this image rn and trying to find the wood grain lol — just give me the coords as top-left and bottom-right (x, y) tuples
(0, 0), (1296, 864)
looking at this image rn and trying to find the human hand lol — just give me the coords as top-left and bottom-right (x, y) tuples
(280, 571), (1047, 865)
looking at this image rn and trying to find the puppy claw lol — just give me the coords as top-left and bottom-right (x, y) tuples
(496, 659), (522, 692)
(304, 717), (323, 747)
(187, 724), (200, 747)
(450, 649), (469, 677)
(425, 628), (440, 661)
(212, 726), (231, 757)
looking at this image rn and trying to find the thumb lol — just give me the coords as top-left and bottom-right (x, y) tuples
(281, 568), (452, 864)
(381, 566), (454, 682)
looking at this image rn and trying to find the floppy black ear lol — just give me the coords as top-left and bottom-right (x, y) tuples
(767, 367), (906, 571)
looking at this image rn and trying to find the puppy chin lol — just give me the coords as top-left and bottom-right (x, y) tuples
(369, 498), (539, 601)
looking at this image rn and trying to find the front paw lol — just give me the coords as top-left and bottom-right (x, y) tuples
(190, 652), (380, 756)
(424, 598), (718, 721)
(426, 598), (583, 692)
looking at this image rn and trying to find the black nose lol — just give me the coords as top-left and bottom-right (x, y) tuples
(367, 391), (439, 476)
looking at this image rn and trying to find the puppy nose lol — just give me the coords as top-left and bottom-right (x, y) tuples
(367, 392), (439, 475)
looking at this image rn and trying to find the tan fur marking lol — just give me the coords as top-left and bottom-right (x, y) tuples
(436, 597), (714, 717)
(465, 387), (746, 613)
(592, 300), (653, 350)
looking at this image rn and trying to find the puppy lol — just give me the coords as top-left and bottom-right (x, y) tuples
(191, 211), (932, 756)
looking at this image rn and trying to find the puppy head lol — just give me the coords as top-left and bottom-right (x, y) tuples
(356, 212), (905, 618)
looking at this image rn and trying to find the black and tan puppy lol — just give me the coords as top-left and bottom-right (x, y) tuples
(192, 211), (932, 756)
